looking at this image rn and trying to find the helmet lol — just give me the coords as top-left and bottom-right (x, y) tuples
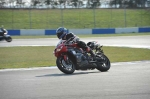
(56, 27), (68, 39)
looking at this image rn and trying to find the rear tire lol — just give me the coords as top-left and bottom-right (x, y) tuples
(96, 54), (111, 72)
(56, 57), (75, 74)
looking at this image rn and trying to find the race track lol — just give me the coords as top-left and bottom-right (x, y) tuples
(0, 61), (150, 99)
(0, 35), (150, 99)
(0, 35), (150, 49)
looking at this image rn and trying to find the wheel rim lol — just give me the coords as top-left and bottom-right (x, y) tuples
(8, 39), (12, 42)
(97, 55), (110, 68)
(101, 57), (110, 68)
(61, 59), (73, 71)
(6, 38), (12, 42)
(102, 63), (107, 67)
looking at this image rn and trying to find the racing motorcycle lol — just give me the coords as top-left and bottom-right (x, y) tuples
(54, 40), (111, 74)
(0, 28), (12, 42)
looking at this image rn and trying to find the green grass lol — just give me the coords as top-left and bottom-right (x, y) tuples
(0, 9), (150, 29)
(0, 46), (150, 69)
(0, 46), (56, 69)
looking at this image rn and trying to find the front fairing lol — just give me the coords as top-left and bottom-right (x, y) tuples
(56, 39), (66, 47)
(4, 34), (10, 37)
(54, 39), (68, 57)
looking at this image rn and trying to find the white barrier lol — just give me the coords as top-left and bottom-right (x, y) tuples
(115, 27), (138, 33)
(21, 29), (45, 36)
(69, 29), (92, 35)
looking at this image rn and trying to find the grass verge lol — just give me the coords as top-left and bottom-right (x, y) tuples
(0, 46), (150, 69)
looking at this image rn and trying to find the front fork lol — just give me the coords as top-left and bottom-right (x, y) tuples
(63, 55), (70, 64)
(63, 55), (67, 61)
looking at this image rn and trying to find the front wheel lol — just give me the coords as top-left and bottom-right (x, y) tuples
(56, 57), (75, 74)
(96, 54), (111, 72)
(5, 37), (12, 42)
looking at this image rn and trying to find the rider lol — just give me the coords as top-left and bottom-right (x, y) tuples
(56, 27), (95, 58)
(0, 27), (6, 36)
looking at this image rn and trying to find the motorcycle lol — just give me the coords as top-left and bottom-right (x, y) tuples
(0, 28), (12, 42)
(54, 40), (111, 74)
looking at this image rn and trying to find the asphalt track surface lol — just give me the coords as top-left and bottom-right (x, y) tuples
(0, 35), (150, 99)
(0, 35), (150, 49)
(0, 61), (150, 99)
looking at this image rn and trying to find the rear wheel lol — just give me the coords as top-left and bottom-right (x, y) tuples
(56, 57), (75, 74)
(96, 54), (111, 72)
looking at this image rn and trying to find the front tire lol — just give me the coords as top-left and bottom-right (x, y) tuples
(5, 37), (12, 42)
(96, 54), (111, 72)
(56, 57), (75, 74)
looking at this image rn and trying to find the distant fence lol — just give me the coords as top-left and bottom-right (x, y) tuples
(8, 27), (150, 36)
(0, 8), (150, 29)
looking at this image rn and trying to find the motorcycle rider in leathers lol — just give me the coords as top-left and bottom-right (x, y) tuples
(0, 27), (6, 36)
(56, 27), (95, 59)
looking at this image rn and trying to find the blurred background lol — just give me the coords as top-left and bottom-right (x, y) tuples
(0, 0), (150, 29)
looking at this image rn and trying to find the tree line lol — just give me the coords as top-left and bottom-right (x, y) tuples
(110, 0), (149, 8)
(0, 0), (149, 8)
